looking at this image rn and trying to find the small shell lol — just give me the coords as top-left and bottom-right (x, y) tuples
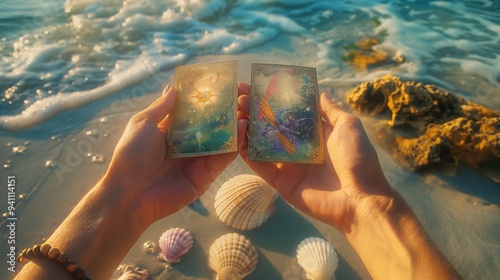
(143, 241), (157, 254)
(117, 266), (149, 280)
(215, 174), (277, 230)
(209, 233), (258, 280)
(158, 228), (193, 263)
(296, 237), (338, 280)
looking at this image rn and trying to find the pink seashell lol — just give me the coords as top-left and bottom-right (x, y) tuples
(159, 228), (193, 263)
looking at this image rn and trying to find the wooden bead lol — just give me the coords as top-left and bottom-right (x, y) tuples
(40, 243), (51, 255)
(19, 244), (91, 279)
(26, 248), (34, 259)
(71, 267), (86, 279)
(66, 260), (78, 272)
(17, 255), (27, 263)
(20, 248), (28, 259)
(48, 247), (60, 259)
(57, 253), (69, 264)
(32, 245), (41, 256)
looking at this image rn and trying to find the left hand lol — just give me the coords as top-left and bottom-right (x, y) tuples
(104, 85), (245, 228)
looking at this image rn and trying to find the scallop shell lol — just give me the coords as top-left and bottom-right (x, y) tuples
(158, 228), (193, 263)
(215, 174), (277, 230)
(296, 237), (338, 280)
(209, 233), (258, 280)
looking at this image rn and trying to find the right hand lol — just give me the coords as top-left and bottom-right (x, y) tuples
(238, 88), (392, 233)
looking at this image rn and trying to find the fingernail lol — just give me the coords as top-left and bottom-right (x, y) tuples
(162, 84), (171, 96)
(322, 93), (337, 102)
(329, 95), (341, 104)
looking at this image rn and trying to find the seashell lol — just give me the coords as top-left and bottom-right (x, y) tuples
(158, 228), (193, 263)
(143, 241), (157, 254)
(117, 265), (149, 280)
(215, 174), (277, 230)
(296, 237), (338, 280)
(209, 233), (258, 280)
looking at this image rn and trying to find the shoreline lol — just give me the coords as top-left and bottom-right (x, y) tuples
(1, 46), (499, 279)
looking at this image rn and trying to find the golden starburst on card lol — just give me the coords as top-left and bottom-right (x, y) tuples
(191, 87), (215, 111)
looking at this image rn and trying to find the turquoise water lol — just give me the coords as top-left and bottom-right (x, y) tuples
(1, 0), (499, 279)
(1, 0), (499, 130)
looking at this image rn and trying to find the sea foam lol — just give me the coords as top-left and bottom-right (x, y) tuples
(1, 0), (499, 130)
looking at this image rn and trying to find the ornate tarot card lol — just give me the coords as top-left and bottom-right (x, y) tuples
(166, 60), (238, 158)
(248, 63), (325, 164)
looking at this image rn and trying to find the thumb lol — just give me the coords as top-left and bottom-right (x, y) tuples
(140, 85), (177, 124)
(320, 93), (346, 127)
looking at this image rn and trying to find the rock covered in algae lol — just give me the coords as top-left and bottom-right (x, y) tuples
(347, 74), (499, 128)
(395, 117), (500, 168)
(347, 74), (500, 172)
(341, 37), (388, 69)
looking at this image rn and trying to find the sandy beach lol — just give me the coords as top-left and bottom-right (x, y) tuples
(0, 50), (371, 279)
(2, 49), (499, 280)
(1, 1), (500, 278)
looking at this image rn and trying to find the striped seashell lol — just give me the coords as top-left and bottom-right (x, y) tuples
(209, 233), (258, 280)
(215, 174), (277, 230)
(158, 228), (193, 263)
(296, 237), (338, 280)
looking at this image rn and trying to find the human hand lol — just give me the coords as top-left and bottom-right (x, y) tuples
(104, 85), (246, 229)
(238, 84), (462, 279)
(238, 84), (392, 233)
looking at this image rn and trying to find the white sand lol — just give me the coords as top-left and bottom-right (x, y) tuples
(1, 37), (499, 279)
(111, 156), (371, 279)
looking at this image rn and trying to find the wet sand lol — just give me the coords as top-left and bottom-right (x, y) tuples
(1, 45), (499, 279)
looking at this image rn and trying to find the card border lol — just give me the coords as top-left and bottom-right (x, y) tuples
(165, 60), (238, 158)
(248, 63), (325, 164)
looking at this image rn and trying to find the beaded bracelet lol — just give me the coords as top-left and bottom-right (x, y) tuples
(17, 244), (91, 280)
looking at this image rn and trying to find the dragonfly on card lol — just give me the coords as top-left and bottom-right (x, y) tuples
(259, 99), (309, 156)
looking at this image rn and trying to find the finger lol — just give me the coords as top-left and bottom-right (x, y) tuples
(238, 133), (280, 187)
(206, 151), (237, 179)
(320, 93), (346, 127)
(184, 151), (237, 194)
(157, 115), (169, 134)
(140, 85), (177, 124)
(238, 82), (250, 96)
(193, 120), (248, 180)
(238, 119), (248, 151)
(238, 94), (250, 120)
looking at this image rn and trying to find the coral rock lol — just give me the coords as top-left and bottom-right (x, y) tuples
(395, 117), (500, 168)
(347, 74), (500, 174)
(341, 37), (388, 69)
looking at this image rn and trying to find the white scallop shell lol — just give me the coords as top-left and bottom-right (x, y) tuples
(209, 233), (258, 280)
(158, 228), (193, 263)
(215, 174), (277, 230)
(296, 237), (338, 280)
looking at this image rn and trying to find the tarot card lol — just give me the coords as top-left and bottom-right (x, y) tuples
(248, 63), (325, 164)
(166, 60), (238, 158)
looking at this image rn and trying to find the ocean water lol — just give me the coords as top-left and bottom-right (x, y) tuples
(1, 0), (500, 279)
(1, 0), (499, 130)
